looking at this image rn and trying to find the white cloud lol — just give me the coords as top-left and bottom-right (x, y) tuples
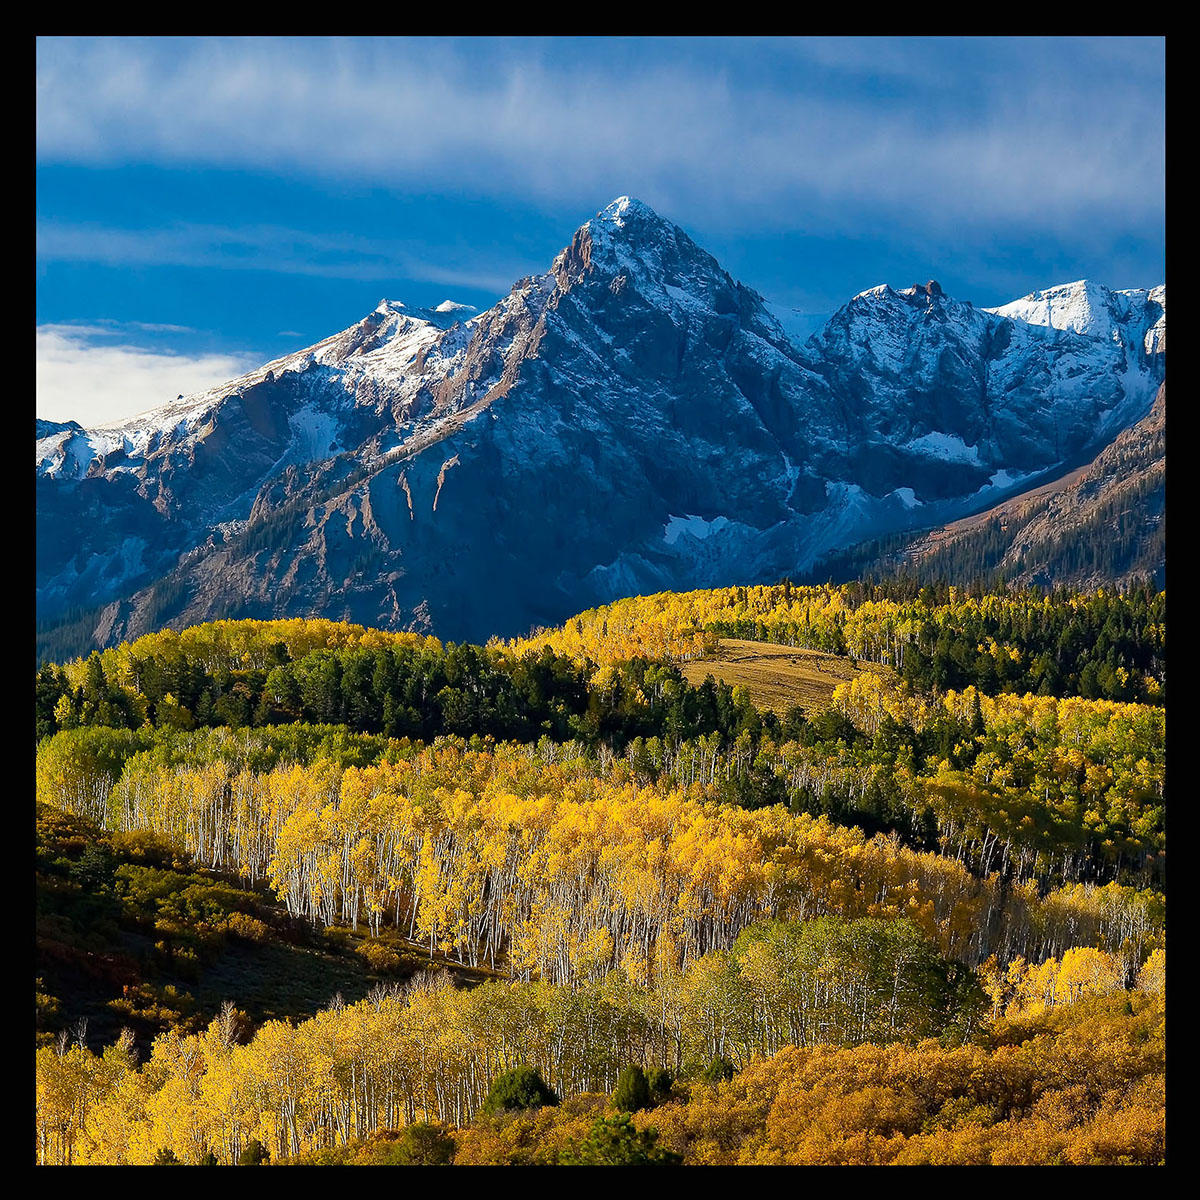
(36, 324), (258, 426)
(34, 37), (1164, 238)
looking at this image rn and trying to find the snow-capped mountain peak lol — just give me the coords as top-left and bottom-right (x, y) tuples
(986, 279), (1165, 365)
(986, 278), (1163, 339)
(36, 199), (1166, 651)
(580, 196), (706, 268)
(596, 195), (657, 227)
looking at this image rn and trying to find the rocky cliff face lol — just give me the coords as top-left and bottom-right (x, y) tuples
(36, 197), (1165, 650)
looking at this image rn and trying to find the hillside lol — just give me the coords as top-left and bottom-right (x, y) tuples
(34, 599), (1166, 1164)
(36, 802), (489, 1052)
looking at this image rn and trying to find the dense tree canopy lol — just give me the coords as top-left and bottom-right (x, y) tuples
(34, 589), (1167, 1167)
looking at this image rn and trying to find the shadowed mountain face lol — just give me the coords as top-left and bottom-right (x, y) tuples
(885, 383), (1166, 592)
(36, 198), (1165, 650)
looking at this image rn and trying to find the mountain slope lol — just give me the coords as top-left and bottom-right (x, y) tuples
(810, 383), (1165, 590)
(36, 197), (1165, 652)
(901, 382), (1165, 589)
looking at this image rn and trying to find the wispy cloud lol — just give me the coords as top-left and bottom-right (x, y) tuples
(35, 36), (1164, 241)
(36, 219), (530, 294)
(36, 323), (259, 426)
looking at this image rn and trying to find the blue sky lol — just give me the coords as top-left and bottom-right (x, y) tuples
(36, 36), (1165, 425)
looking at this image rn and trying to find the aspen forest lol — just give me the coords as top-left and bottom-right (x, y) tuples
(34, 582), (1167, 1165)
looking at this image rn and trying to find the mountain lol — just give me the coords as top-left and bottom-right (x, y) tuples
(35, 197), (1165, 653)
(888, 382), (1165, 590)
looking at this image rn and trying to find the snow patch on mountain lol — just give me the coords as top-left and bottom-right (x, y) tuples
(981, 469), (1029, 494)
(904, 433), (982, 465)
(286, 405), (344, 463)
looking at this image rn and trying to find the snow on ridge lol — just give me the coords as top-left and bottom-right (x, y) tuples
(44, 296), (464, 447)
(599, 196), (646, 227)
(986, 280), (1111, 338)
(591, 196), (671, 241)
(985, 280), (1151, 340)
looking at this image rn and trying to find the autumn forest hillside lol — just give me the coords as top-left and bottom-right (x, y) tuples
(34, 580), (1166, 1165)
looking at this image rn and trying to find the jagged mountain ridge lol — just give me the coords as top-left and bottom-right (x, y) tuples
(36, 197), (1165, 650)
